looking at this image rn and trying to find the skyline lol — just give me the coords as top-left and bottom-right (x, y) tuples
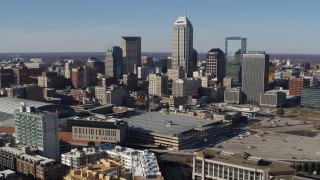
(0, 0), (320, 54)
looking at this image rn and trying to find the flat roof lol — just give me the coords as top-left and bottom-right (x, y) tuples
(0, 97), (52, 123)
(123, 112), (220, 137)
(195, 148), (295, 173)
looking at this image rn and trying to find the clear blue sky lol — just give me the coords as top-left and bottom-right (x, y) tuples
(0, 0), (319, 53)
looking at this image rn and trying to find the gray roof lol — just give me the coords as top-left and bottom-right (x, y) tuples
(123, 112), (220, 137)
(0, 97), (52, 123)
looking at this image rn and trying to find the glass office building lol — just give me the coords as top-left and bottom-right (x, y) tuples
(225, 37), (247, 85)
(301, 87), (320, 108)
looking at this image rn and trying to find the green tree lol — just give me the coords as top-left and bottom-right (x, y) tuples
(276, 108), (285, 117)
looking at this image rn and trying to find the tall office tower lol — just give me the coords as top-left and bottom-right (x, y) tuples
(192, 49), (198, 71)
(64, 60), (74, 79)
(121, 37), (141, 74)
(148, 73), (168, 96)
(172, 15), (193, 77)
(242, 51), (269, 104)
(225, 37), (247, 85)
(105, 46), (123, 79)
(167, 68), (185, 81)
(206, 48), (225, 83)
(14, 103), (59, 160)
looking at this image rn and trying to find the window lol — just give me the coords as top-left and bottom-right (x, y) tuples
(195, 159), (202, 173)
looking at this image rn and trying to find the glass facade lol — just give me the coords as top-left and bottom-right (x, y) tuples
(225, 37), (247, 84)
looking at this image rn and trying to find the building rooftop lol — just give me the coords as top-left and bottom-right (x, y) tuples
(123, 112), (221, 137)
(174, 16), (192, 26)
(195, 148), (295, 174)
(0, 97), (52, 125)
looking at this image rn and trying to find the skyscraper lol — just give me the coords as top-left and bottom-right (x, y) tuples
(105, 46), (123, 79)
(206, 48), (225, 83)
(15, 103), (59, 160)
(121, 37), (141, 74)
(172, 15), (193, 77)
(225, 37), (247, 85)
(242, 51), (269, 104)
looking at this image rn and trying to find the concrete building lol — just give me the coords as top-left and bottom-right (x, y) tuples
(148, 73), (168, 96)
(0, 133), (15, 147)
(14, 103), (59, 160)
(105, 46), (123, 79)
(64, 158), (123, 180)
(172, 15), (194, 77)
(38, 71), (65, 90)
(161, 95), (187, 108)
(0, 169), (16, 180)
(106, 85), (126, 106)
(206, 48), (225, 83)
(301, 87), (320, 108)
(64, 60), (73, 79)
(172, 78), (200, 97)
(72, 66), (97, 89)
(121, 37), (141, 74)
(167, 68), (185, 81)
(141, 56), (154, 67)
(225, 37), (247, 85)
(123, 112), (231, 150)
(192, 148), (295, 180)
(223, 77), (233, 90)
(61, 147), (105, 168)
(0, 144), (62, 180)
(224, 88), (243, 104)
(62, 116), (128, 145)
(260, 90), (286, 108)
(242, 51), (269, 104)
(95, 86), (107, 105)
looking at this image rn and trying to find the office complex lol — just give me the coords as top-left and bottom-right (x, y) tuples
(242, 51), (269, 104)
(260, 90), (286, 108)
(167, 68), (185, 81)
(123, 112), (231, 150)
(192, 148), (295, 180)
(86, 57), (105, 74)
(172, 78), (200, 97)
(172, 15), (194, 77)
(289, 78), (309, 96)
(225, 37), (247, 85)
(14, 103), (59, 160)
(121, 37), (141, 74)
(95, 85), (125, 106)
(62, 116), (128, 145)
(301, 87), (320, 108)
(148, 73), (168, 96)
(71, 66), (97, 89)
(224, 88), (243, 104)
(206, 48), (225, 83)
(105, 46), (123, 79)
(141, 56), (154, 67)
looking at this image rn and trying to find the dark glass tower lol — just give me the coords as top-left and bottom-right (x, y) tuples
(225, 37), (247, 85)
(105, 46), (123, 79)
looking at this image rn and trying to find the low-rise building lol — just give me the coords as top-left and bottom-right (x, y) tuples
(64, 158), (124, 180)
(0, 169), (17, 180)
(260, 90), (286, 108)
(224, 88), (242, 104)
(61, 147), (106, 168)
(0, 144), (62, 180)
(161, 95), (187, 108)
(62, 116), (128, 145)
(193, 148), (295, 180)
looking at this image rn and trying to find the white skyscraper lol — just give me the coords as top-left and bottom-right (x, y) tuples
(172, 15), (193, 77)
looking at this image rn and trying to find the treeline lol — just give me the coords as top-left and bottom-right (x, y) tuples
(292, 162), (320, 175)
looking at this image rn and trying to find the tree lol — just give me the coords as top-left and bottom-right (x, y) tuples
(276, 108), (285, 117)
